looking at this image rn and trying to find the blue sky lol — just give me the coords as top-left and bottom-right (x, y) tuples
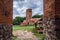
(13, 0), (43, 18)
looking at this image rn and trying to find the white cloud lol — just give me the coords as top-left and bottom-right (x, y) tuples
(13, 0), (43, 19)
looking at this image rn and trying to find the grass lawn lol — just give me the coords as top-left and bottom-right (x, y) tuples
(13, 25), (44, 40)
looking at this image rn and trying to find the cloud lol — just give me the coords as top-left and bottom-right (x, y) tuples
(13, 0), (43, 18)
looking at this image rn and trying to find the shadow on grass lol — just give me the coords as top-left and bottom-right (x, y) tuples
(32, 28), (44, 40)
(12, 35), (17, 40)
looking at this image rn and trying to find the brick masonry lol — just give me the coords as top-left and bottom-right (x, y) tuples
(43, 0), (60, 40)
(26, 9), (32, 21)
(21, 9), (32, 26)
(0, 0), (13, 40)
(0, 0), (13, 24)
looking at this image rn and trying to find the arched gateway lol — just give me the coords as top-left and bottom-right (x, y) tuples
(0, 0), (60, 40)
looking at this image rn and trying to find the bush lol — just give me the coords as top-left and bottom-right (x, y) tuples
(32, 14), (43, 18)
(13, 16), (26, 25)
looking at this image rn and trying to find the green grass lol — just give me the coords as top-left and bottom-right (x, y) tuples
(13, 25), (44, 40)
(13, 25), (34, 31)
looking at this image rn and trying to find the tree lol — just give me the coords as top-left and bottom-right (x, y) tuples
(13, 16), (26, 25)
(32, 14), (43, 18)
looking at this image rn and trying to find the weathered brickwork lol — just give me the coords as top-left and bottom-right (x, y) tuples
(0, 0), (13, 40)
(0, 0), (13, 24)
(43, 0), (60, 40)
(26, 9), (32, 21)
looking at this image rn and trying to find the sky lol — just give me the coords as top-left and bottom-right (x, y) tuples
(13, 0), (43, 18)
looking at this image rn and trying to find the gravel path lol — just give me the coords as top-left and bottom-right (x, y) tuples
(13, 30), (39, 40)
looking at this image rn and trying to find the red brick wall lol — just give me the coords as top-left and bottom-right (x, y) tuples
(44, 0), (55, 19)
(43, 0), (60, 40)
(0, 0), (13, 40)
(0, 0), (13, 25)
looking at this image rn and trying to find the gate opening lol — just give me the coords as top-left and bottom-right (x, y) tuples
(13, 0), (44, 40)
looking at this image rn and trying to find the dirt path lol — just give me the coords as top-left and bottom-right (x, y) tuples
(13, 30), (39, 40)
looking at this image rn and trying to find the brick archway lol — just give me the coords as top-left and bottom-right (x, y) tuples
(0, 0), (60, 40)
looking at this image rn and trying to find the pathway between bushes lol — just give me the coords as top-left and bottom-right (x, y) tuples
(13, 30), (39, 40)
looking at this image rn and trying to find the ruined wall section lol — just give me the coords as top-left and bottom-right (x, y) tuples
(43, 0), (60, 40)
(43, 0), (56, 40)
(55, 0), (60, 39)
(0, 0), (13, 24)
(0, 0), (13, 40)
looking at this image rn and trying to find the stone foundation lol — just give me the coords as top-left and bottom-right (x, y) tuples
(43, 18), (60, 40)
(0, 24), (12, 40)
(43, 19), (57, 40)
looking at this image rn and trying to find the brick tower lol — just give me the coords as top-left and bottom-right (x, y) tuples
(26, 9), (32, 21)
(21, 9), (32, 26)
